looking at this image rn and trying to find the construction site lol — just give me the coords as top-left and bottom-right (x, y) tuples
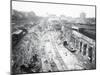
(11, 1), (96, 74)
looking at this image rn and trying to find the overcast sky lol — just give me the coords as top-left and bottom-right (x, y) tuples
(12, 1), (95, 18)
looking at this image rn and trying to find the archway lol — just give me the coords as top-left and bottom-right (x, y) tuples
(63, 41), (68, 47)
(83, 44), (87, 56)
(88, 46), (93, 62)
(80, 41), (82, 52)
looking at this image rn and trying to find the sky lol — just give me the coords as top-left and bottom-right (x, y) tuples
(12, 1), (95, 18)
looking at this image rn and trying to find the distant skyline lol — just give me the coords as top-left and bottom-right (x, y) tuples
(12, 1), (95, 18)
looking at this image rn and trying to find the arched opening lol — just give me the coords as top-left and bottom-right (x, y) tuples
(83, 44), (87, 55)
(80, 41), (82, 52)
(88, 46), (93, 63)
(63, 41), (68, 47)
(76, 40), (79, 49)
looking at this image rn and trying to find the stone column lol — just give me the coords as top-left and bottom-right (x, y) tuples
(74, 39), (76, 50)
(81, 42), (84, 55)
(86, 44), (89, 57)
(77, 40), (80, 52)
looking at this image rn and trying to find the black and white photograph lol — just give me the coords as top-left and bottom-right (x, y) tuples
(11, 0), (96, 74)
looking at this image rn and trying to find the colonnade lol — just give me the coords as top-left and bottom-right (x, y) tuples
(71, 36), (94, 63)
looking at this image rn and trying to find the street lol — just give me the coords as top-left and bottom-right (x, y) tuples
(39, 30), (85, 72)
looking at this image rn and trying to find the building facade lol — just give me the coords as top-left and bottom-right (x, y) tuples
(70, 30), (96, 66)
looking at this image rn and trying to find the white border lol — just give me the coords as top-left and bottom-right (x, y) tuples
(0, 0), (100, 75)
